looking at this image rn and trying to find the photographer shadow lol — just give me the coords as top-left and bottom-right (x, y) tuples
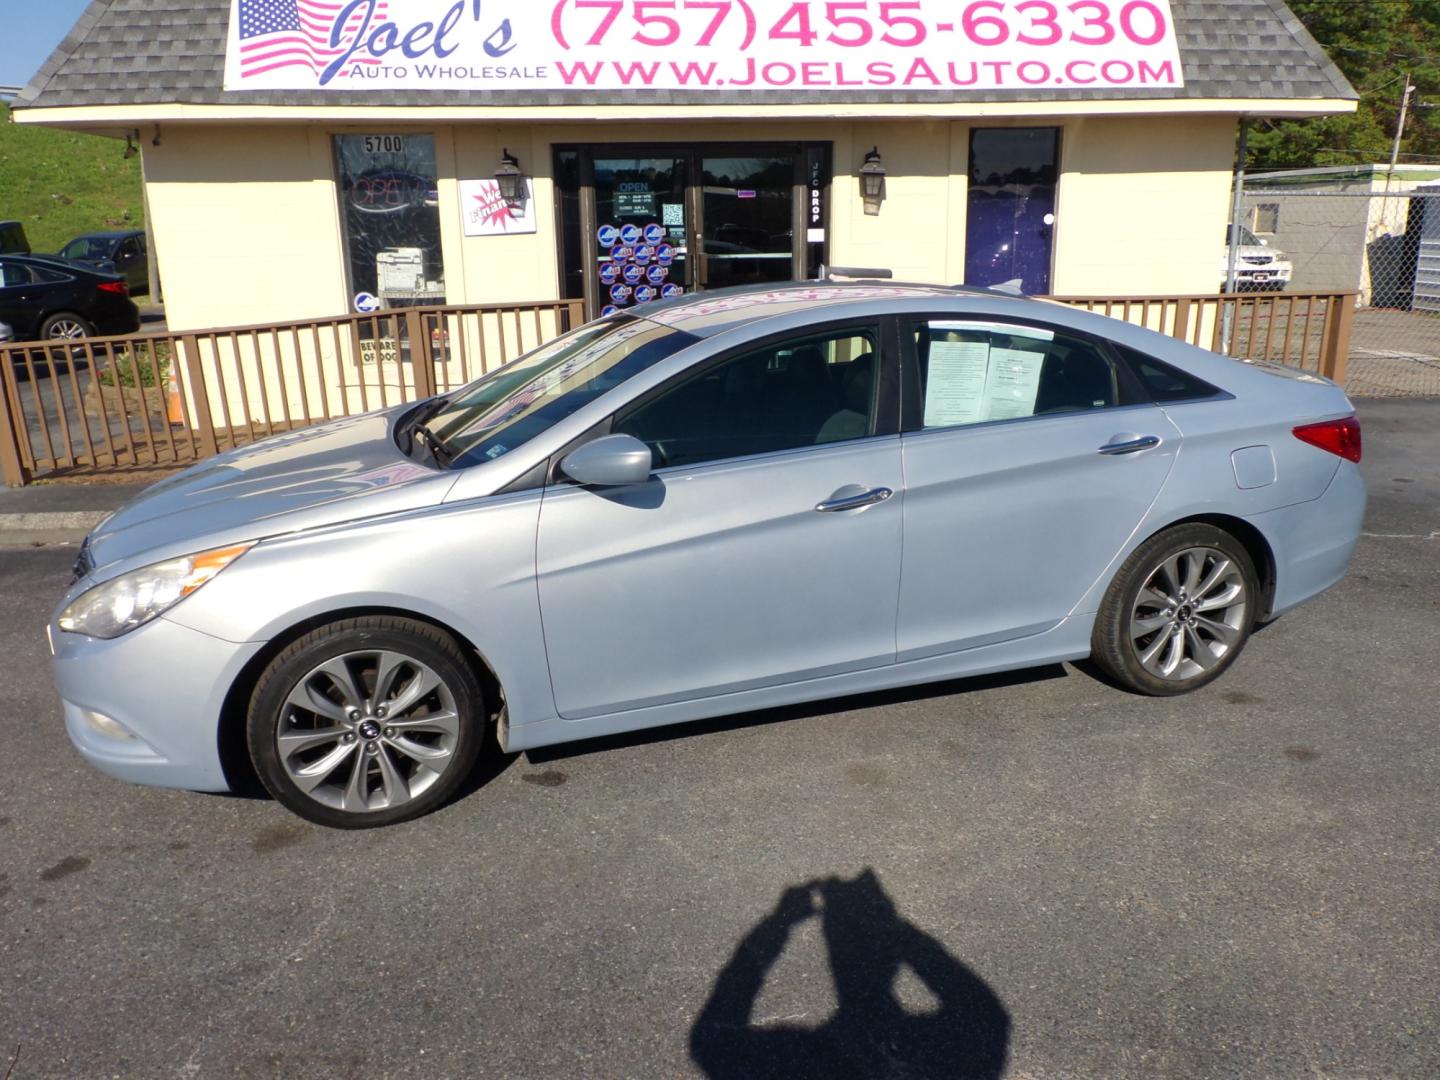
(690, 869), (1010, 1080)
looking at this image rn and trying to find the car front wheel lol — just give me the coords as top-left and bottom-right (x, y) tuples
(1091, 523), (1259, 696)
(247, 616), (486, 828)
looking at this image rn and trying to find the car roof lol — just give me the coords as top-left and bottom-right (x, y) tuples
(634, 279), (1043, 338)
(66, 230), (143, 241)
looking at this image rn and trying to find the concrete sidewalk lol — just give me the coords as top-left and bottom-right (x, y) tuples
(0, 482), (148, 544)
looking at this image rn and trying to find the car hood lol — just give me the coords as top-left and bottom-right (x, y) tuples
(85, 410), (457, 574)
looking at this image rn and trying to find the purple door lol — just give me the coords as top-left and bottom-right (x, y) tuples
(965, 128), (1059, 295)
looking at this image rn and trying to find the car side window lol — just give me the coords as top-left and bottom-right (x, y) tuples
(913, 319), (1118, 430)
(614, 325), (881, 469)
(1113, 344), (1220, 402)
(0, 262), (33, 288)
(117, 238), (140, 262)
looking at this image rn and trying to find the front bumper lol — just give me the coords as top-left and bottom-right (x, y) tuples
(50, 611), (265, 792)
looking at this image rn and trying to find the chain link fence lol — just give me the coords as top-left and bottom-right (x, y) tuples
(1236, 186), (1440, 397)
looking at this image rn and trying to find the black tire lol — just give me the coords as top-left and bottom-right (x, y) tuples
(247, 616), (485, 828)
(1091, 523), (1259, 696)
(40, 312), (94, 340)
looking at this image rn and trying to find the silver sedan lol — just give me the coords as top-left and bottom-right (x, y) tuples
(50, 283), (1365, 827)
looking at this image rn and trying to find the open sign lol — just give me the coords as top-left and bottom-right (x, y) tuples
(348, 169), (435, 215)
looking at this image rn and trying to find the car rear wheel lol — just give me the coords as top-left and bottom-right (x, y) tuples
(247, 616), (485, 828)
(1091, 523), (1258, 696)
(41, 312), (94, 340)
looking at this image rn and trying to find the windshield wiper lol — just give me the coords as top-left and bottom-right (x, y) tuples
(399, 396), (450, 458)
(414, 422), (455, 466)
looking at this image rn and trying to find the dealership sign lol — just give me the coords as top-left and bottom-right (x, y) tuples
(225, 0), (1182, 92)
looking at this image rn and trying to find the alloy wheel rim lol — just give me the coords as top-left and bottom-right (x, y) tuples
(47, 320), (86, 339)
(276, 649), (461, 813)
(1129, 546), (1248, 682)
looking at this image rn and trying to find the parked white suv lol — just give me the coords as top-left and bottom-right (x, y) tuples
(1222, 224), (1292, 291)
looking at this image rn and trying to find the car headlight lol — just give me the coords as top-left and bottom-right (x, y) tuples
(58, 543), (253, 639)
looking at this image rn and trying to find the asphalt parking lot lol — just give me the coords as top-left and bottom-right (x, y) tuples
(1, 399), (1436, 1080)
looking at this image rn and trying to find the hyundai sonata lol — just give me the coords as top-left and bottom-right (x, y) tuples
(50, 283), (1365, 827)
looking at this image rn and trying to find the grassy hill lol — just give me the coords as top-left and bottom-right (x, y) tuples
(0, 102), (144, 253)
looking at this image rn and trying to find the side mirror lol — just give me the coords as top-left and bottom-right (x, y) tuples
(561, 433), (653, 488)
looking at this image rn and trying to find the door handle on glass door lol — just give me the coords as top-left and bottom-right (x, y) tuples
(1098, 434), (1162, 456)
(815, 486), (894, 513)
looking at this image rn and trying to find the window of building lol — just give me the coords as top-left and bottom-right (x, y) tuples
(334, 134), (445, 311)
(1251, 203), (1280, 234)
(913, 320), (1118, 429)
(615, 325), (880, 468)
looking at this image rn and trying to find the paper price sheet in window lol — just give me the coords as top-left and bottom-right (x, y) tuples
(922, 322), (1054, 428)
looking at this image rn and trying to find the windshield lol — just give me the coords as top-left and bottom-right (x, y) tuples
(1225, 225), (1263, 247)
(61, 237), (113, 260)
(422, 315), (698, 468)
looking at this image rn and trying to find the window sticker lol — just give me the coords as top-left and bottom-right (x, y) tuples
(923, 322), (1054, 428)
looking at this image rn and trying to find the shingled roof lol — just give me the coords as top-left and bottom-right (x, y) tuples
(15, 0), (1355, 110)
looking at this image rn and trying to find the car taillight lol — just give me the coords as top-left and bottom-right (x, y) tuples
(1293, 416), (1362, 463)
(97, 280), (129, 295)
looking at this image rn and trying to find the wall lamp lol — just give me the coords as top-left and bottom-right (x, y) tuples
(859, 147), (886, 215)
(495, 148), (526, 208)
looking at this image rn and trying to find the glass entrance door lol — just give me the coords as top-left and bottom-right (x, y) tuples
(558, 144), (830, 319)
(965, 128), (1059, 296)
(699, 155), (797, 291)
(592, 156), (690, 316)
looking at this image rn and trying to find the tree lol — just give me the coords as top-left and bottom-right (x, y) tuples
(1247, 0), (1440, 171)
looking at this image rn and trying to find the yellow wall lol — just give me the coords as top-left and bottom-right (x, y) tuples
(142, 114), (1236, 332)
(143, 126), (349, 331)
(1050, 115), (1235, 295)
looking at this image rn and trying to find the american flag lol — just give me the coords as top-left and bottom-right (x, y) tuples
(236, 0), (388, 80)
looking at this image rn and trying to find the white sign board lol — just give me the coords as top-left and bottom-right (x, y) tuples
(459, 178), (538, 236)
(225, 0), (1183, 93)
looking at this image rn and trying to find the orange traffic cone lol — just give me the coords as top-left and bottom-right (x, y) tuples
(166, 363), (184, 425)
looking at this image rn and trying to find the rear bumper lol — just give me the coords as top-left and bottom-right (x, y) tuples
(50, 612), (264, 793)
(1252, 461), (1366, 617)
(95, 299), (141, 335)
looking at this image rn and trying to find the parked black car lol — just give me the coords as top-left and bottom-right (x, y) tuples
(0, 220), (30, 255)
(57, 230), (149, 295)
(0, 254), (140, 341)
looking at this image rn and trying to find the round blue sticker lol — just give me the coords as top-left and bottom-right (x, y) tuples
(599, 263), (621, 286)
(643, 223), (664, 245)
(646, 264), (668, 285)
(601, 305), (621, 317)
(655, 244), (675, 266)
(619, 224), (642, 246)
(597, 224), (620, 249)
(633, 246), (653, 266)
(635, 285), (657, 304)
(354, 292), (381, 314)
(661, 283), (684, 299)
(609, 284), (632, 303)
(622, 264), (644, 285)
(612, 245), (634, 262)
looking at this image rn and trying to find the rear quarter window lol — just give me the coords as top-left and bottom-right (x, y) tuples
(1116, 345), (1222, 403)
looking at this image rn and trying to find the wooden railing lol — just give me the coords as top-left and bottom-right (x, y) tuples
(0, 299), (585, 486)
(1046, 290), (1358, 384)
(0, 289), (1357, 487)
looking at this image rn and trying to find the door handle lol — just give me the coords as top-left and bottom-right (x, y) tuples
(1098, 434), (1162, 456)
(815, 486), (894, 513)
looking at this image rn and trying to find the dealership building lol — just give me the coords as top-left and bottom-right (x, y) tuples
(14, 0), (1355, 332)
